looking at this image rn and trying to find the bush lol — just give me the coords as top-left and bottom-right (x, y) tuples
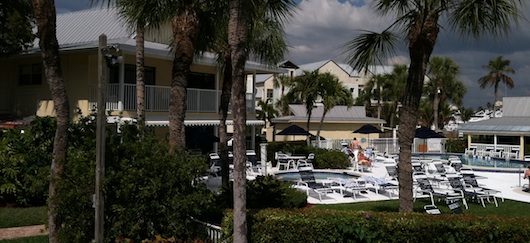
(222, 209), (530, 243)
(266, 142), (350, 169)
(0, 117), (55, 206)
(53, 120), (215, 242)
(446, 139), (467, 153)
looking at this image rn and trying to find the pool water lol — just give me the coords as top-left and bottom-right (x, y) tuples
(418, 154), (529, 169)
(275, 171), (359, 181)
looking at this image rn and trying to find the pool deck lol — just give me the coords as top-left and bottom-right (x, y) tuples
(269, 160), (530, 205)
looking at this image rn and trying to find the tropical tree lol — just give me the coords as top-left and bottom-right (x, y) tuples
(286, 70), (321, 133)
(478, 55), (515, 117)
(273, 73), (291, 97)
(257, 98), (279, 124)
(426, 56), (461, 131)
(316, 73), (354, 142)
(382, 64), (408, 128)
(32, 1), (70, 242)
(214, 0), (295, 187)
(228, 0), (251, 240)
(460, 107), (474, 123)
(345, 0), (524, 212)
(0, 0), (34, 57)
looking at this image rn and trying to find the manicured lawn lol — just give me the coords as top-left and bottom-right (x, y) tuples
(0, 236), (48, 243)
(0, 207), (47, 228)
(313, 198), (530, 217)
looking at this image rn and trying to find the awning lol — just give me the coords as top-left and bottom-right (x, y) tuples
(106, 115), (264, 127)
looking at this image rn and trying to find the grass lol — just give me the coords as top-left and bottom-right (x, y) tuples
(0, 236), (48, 243)
(0, 207), (47, 228)
(313, 198), (530, 217)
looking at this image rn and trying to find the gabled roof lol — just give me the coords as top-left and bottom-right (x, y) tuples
(271, 104), (385, 124)
(294, 60), (360, 77)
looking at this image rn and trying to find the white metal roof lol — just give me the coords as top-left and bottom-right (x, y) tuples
(271, 104), (386, 124)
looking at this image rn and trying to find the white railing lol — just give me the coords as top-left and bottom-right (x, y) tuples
(191, 217), (223, 243)
(89, 84), (255, 113)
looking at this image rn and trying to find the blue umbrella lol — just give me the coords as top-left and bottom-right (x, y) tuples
(353, 124), (383, 148)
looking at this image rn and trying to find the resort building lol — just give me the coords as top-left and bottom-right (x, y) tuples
(458, 96), (530, 160)
(0, 7), (281, 153)
(270, 104), (386, 149)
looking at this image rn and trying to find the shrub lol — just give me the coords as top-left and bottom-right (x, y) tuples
(446, 139), (467, 153)
(54, 121), (215, 242)
(222, 209), (530, 243)
(266, 142), (350, 169)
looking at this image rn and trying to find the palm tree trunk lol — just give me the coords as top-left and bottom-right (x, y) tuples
(433, 81), (440, 131)
(229, 0), (249, 241)
(316, 110), (327, 146)
(32, 1), (70, 242)
(169, 9), (199, 151)
(219, 52), (232, 187)
(398, 17), (439, 213)
(136, 25), (146, 131)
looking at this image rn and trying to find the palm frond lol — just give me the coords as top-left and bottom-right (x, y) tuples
(343, 30), (398, 72)
(449, 0), (525, 38)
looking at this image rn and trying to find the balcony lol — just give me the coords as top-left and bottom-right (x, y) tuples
(89, 84), (255, 113)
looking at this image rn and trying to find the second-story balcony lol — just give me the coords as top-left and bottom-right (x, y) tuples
(89, 84), (255, 114)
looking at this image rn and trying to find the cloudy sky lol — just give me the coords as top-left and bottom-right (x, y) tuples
(56, 0), (530, 110)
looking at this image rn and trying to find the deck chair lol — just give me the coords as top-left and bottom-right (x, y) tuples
(424, 205), (441, 215)
(385, 164), (398, 180)
(462, 173), (504, 202)
(448, 159), (463, 172)
(293, 166), (333, 201)
(446, 175), (498, 207)
(363, 176), (398, 197)
(414, 175), (468, 209)
(412, 161), (425, 175)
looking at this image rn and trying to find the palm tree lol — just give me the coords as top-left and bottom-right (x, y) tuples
(112, 0), (169, 132)
(460, 107), (474, 123)
(215, 0), (295, 187)
(257, 98), (279, 124)
(344, 0), (524, 212)
(273, 73), (291, 97)
(32, 1), (70, 242)
(426, 56), (461, 131)
(383, 64), (407, 128)
(228, 0), (250, 241)
(316, 73), (354, 143)
(286, 70), (320, 134)
(478, 55), (515, 117)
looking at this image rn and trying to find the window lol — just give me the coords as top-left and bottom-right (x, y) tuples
(109, 64), (156, 85)
(266, 89), (273, 99)
(19, 64), (42, 85)
(358, 85), (364, 96)
(189, 72), (215, 89)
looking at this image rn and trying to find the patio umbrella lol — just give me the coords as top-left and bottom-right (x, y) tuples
(277, 124), (313, 141)
(353, 124), (383, 148)
(415, 126), (445, 154)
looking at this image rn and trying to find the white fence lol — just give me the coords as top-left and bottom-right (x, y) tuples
(313, 138), (447, 155)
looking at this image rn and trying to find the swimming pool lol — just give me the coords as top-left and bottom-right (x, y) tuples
(416, 153), (529, 171)
(275, 171), (359, 182)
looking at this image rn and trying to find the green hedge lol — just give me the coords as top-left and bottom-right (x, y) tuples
(446, 139), (467, 153)
(222, 209), (530, 243)
(266, 142), (350, 169)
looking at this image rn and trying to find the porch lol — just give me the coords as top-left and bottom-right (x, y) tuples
(88, 84), (255, 113)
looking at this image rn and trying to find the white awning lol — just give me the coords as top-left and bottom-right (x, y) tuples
(107, 115), (264, 127)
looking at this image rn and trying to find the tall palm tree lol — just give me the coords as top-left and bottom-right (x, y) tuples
(257, 98), (279, 124)
(112, 0), (169, 131)
(316, 73), (354, 142)
(32, 1), (70, 242)
(214, 0), (296, 187)
(273, 73), (291, 97)
(427, 56), (460, 131)
(382, 64), (407, 128)
(286, 70), (320, 134)
(228, 0), (250, 241)
(460, 107), (474, 123)
(478, 55), (515, 117)
(344, 0), (524, 212)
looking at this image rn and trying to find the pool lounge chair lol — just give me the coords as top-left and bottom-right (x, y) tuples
(363, 176), (398, 197)
(293, 166), (335, 201)
(462, 173), (504, 202)
(446, 175), (498, 207)
(414, 175), (468, 209)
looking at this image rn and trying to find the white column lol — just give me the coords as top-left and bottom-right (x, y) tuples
(260, 143), (268, 175)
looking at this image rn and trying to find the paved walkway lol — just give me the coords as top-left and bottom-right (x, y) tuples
(0, 225), (47, 240)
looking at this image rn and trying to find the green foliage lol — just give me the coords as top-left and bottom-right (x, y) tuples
(0, 0), (35, 57)
(0, 117), (55, 206)
(54, 121), (214, 242)
(212, 175), (307, 224)
(223, 209), (530, 243)
(0, 235), (48, 243)
(266, 142), (350, 169)
(446, 139), (467, 153)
